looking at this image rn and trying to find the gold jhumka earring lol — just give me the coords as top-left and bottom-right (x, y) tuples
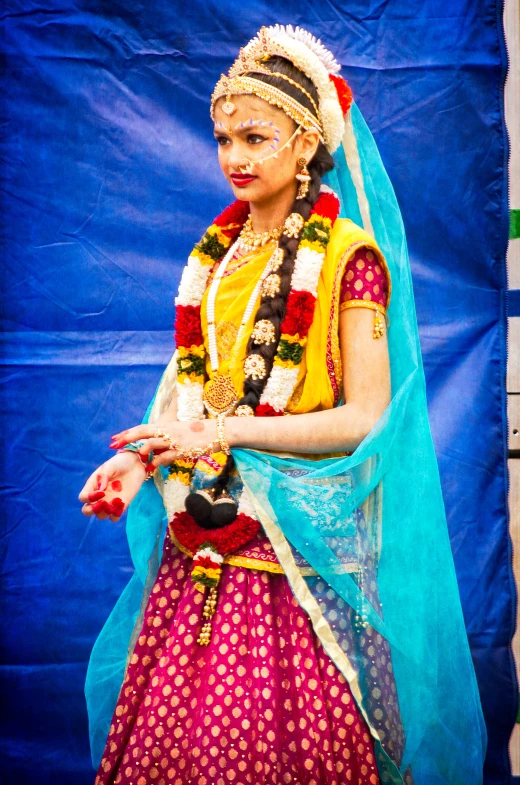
(295, 157), (311, 199)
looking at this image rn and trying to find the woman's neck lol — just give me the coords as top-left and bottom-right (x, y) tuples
(248, 183), (298, 233)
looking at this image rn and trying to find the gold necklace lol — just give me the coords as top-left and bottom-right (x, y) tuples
(237, 215), (284, 252)
(203, 239), (278, 417)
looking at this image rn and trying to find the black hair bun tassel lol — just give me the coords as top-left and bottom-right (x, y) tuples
(185, 488), (215, 528)
(210, 490), (238, 528)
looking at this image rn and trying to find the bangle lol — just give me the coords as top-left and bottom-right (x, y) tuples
(117, 441), (149, 467)
(216, 415), (231, 455)
(175, 440), (221, 463)
(153, 429), (180, 452)
(117, 447), (154, 481)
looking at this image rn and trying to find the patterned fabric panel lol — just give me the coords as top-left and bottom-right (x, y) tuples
(340, 247), (388, 310)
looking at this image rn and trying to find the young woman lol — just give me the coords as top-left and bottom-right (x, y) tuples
(80, 25), (486, 785)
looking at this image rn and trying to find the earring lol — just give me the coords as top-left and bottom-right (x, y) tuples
(295, 157), (311, 199)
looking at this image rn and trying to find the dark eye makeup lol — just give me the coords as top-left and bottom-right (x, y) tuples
(214, 133), (269, 145)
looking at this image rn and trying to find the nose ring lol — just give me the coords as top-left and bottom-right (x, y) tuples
(238, 158), (254, 174)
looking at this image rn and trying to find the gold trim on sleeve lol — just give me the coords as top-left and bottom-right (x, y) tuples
(339, 300), (387, 316)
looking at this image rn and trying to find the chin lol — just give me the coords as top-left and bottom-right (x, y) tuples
(230, 182), (263, 199)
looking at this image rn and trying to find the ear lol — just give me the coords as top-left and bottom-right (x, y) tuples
(296, 129), (320, 162)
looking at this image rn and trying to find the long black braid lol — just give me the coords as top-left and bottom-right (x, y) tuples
(211, 56), (335, 500)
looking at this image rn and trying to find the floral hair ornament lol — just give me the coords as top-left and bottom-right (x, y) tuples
(211, 25), (353, 153)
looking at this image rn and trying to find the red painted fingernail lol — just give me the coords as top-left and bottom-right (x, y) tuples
(110, 497), (125, 516)
(92, 500), (111, 514)
(88, 491), (105, 502)
(111, 480), (122, 492)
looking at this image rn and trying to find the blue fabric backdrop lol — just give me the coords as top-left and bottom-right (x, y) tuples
(1, 2), (515, 783)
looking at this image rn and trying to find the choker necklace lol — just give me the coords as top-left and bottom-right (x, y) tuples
(237, 215), (284, 252)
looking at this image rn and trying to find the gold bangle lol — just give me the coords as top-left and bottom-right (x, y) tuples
(153, 429), (179, 452)
(217, 415), (231, 455)
(175, 440), (222, 464)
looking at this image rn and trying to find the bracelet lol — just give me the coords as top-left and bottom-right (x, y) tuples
(153, 429), (180, 452)
(117, 446), (155, 481)
(175, 440), (221, 463)
(118, 441), (148, 467)
(216, 415), (231, 455)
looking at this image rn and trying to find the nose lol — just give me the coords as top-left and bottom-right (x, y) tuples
(226, 141), (250, 172)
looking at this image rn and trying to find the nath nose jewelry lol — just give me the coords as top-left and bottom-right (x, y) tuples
(238, 157), (255, 175)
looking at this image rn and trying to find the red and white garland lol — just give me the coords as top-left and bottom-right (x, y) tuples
(173, 186), (340, 423)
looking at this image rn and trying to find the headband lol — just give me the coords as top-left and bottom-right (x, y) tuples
(210, 25), (353, 154)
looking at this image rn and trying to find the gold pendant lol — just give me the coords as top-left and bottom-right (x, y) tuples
(203, 373), (238, 417)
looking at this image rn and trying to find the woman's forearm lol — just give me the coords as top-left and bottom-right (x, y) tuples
(225, 402), (380, 454)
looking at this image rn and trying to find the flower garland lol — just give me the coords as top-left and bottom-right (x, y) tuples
(174, 200), (249, 421)
(167, 189), (340, 645)
(257, 189), (340, 415)
(174, 187), (339, 424)
(167, 188), (340, 522)
(170, 509), (261, 561)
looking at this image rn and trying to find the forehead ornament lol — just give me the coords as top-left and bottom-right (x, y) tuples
(222, 97), (236, 116)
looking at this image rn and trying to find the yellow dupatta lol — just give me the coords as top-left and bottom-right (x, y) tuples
(200, 217), (390, 414)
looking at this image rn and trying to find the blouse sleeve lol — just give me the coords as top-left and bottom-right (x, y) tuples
(340, 246), (389, 313)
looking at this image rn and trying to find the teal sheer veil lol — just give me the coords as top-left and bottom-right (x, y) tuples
(85, 101), (487, 783)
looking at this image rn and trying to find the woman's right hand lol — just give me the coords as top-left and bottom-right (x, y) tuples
(78, 451), (147, 522)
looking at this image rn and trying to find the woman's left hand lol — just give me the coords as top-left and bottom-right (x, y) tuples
(110, 419), (219, 467)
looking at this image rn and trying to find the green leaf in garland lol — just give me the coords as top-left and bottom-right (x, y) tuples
(197, 232), (227, 261)
(301, 220), (331, 245)
(278, 338), (305, 365)
(177, 353), (205, 377)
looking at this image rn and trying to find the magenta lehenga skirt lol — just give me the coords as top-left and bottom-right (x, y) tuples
(94, 531), (381, 785)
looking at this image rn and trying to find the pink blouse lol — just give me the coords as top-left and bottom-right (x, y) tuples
(340, 246), (389, 312)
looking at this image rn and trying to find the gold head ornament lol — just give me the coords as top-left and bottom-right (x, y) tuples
(210, 25), (349, 153)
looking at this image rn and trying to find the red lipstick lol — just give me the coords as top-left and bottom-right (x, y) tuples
(230, 173), (257, 187)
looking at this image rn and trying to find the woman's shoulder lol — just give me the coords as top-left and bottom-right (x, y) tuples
(329, 217), (381, 253)
(325, 218), (391, 310)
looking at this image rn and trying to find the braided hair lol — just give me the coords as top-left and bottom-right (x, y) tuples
(212, 56), (335, 498)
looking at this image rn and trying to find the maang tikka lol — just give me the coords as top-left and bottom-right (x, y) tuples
(296, 157), (311, 199)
